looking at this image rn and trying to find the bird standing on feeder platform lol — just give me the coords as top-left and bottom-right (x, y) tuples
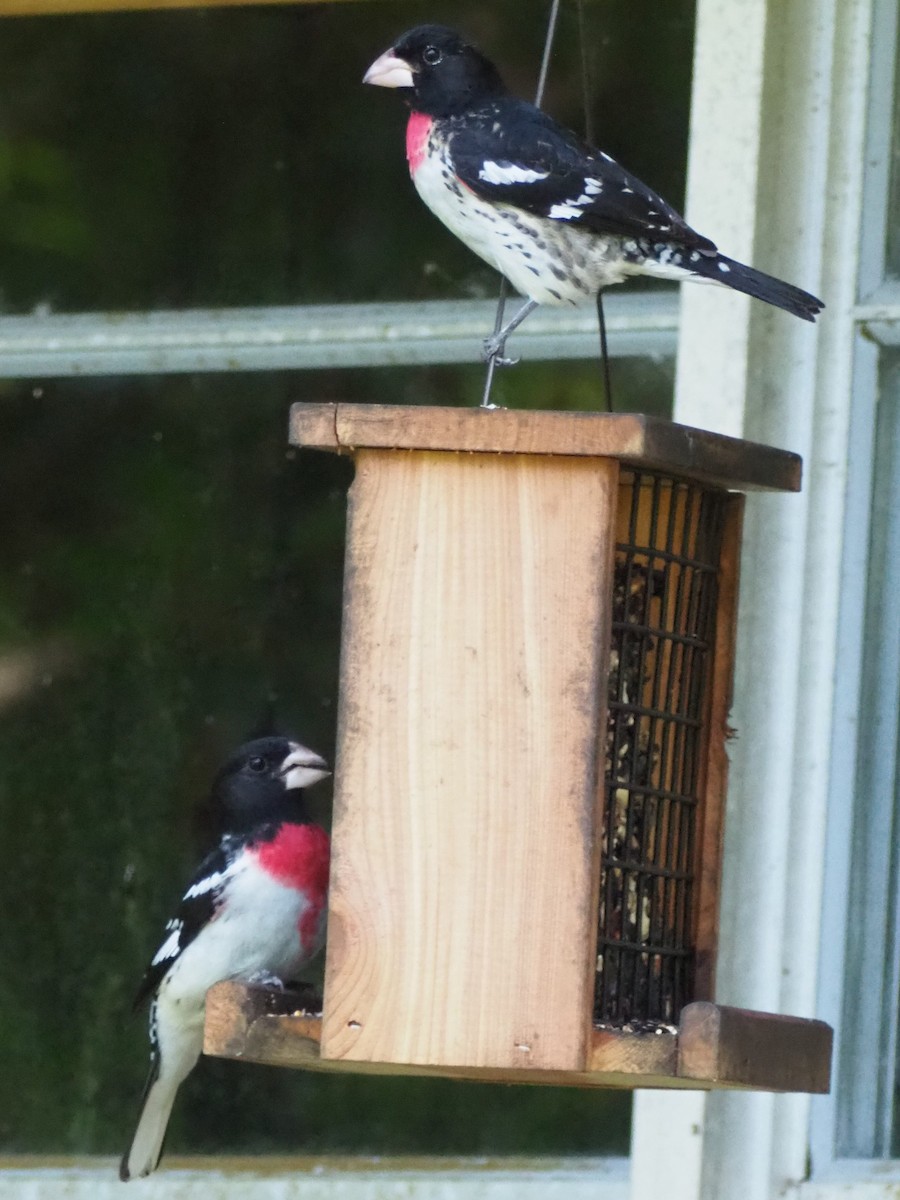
(364, 24), (824, 370)
(120, 737), (331, 1181)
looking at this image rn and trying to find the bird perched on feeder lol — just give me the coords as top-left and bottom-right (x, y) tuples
(364, 25), (824, 368)
(120, 736), (331, 1181)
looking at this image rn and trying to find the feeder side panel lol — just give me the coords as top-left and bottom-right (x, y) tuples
(692, 493), (744, 1000)
(321, 448), (617, 1073)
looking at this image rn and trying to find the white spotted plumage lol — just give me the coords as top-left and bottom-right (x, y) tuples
(364, 24), (824, 332)
(411, 128), (640, 305)
(121, 737), (330, 1182)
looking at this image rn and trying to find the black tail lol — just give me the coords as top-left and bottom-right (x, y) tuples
(691, 252), (824, 322)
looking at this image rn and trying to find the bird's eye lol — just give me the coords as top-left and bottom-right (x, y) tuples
(422, 45), (442, 65)
(247, 755), (267, 774)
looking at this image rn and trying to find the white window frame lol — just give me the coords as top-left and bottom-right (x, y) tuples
(632, 1), (900, 1198)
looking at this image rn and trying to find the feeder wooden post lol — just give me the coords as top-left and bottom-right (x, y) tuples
(321, 448), (618, 1073)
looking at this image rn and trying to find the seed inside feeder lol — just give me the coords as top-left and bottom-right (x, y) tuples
(595, 472), (726, 1027)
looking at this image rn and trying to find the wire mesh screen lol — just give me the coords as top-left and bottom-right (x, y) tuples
(596, 470), (727, 1026)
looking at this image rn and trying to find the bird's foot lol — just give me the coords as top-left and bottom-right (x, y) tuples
(481, 333), (518, 367)
(246, 970), (286, 990)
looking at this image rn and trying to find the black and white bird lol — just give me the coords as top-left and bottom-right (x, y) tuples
(120, 736), (331, 1181)
(364, 25), (823, 366)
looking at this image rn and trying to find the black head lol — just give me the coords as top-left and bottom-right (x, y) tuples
(210, 736), (330, 836)
(363, 25), (506, 118)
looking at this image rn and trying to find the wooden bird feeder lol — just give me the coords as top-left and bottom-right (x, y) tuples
(204, 404), (832, 1094)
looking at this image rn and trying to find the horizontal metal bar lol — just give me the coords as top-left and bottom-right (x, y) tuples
(0, 293), (678, 379)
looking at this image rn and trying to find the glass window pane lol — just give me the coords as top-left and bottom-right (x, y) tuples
(884, 11), (900, 278)
(0, 361), (674, 1157)
(835, 348), (900, 1159)
(0, 2), (694, 312)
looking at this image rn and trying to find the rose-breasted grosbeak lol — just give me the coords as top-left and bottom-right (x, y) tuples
(364, 25), (824, 364)
(120, 736), (331, 1181)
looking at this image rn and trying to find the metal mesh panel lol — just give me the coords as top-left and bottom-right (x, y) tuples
(595, 471), (726, 1026)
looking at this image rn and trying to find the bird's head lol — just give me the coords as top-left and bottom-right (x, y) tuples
(363, 25), (506, 117)
(212, 736), (330, 834)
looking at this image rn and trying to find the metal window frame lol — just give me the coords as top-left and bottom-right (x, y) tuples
(0, 1159), (630, 1199)
(630, 0), (900, 1197)
(0, 293), (677, 379)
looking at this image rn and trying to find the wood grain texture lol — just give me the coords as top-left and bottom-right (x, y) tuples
(320, 449), (617, 1073)
(289, 403), (802, 493)
(0, 0), (349, 14)
(677, 1002), (832, 1093)
(692, 494), (745, 999)
(205, 985), (830, 1093)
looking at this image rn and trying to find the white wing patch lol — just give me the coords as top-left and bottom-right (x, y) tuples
(184, 866), (231, 900)
(547, 178), (605, 219)
(478, 161), (549, 185)
(150, 920), (183, 966)
(548, 202), (584, 220)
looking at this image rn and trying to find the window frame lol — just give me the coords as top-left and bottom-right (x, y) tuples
(633, 0), (900, 1197)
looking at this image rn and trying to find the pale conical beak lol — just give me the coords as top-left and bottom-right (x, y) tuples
(363, 50), (415, 89)
(280, 746), (331, 791)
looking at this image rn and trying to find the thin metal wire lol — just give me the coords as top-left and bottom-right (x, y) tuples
(576, 0), (595, 145)
(596, 472), (726, 1025)
(481, 0), (562, 408)
(596, 291), (614, 412)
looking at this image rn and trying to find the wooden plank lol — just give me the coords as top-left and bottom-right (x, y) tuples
(204, 984), (683, 1088)
(288, 403), (802, 493)
(589, 1026), (678, 1077)
(691, 494), (745, 999)
(320, 449), (617, 1073)
(205, 985), (830, 1093)
(0, 0), (351, 14)
(677, 1001), (832, 1092)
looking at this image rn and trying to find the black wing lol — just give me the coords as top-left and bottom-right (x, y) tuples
(448, 99), (716, 252)
(131, 837), (238, 1011)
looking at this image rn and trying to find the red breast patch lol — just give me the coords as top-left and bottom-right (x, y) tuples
(406, 111), (432, 175)
(257, 822), (330, 895)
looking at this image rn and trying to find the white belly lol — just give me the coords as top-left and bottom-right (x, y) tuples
(156, 855), (318, 1019)
(412, 148), (631, 305)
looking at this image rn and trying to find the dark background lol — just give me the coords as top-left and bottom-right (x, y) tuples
(0, 0), (693, 1158)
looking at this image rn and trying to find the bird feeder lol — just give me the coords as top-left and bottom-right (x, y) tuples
(204, 404), (831, 1094)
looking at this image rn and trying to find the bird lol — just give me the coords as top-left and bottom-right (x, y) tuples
(120, 736), (331, 1181)
(363, 25), (824, 372)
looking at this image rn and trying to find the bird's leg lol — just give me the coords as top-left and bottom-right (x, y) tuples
(596, 289), (614, 412)
(481, 298), (539, 368)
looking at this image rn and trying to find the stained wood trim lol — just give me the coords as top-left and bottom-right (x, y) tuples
(691, 493), (745, 999)
(677, 1001), (833, 1093)
(288, 403), (802, 493)
(0, 0), (348, 15)
(205, 984), (831, 1093)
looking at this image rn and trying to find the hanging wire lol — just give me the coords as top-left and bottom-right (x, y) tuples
(576, 0), (596, 145)
(481, 0), (562, 408)
(577, 0), (614, 411)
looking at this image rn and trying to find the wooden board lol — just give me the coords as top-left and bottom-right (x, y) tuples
(204, 983), (832, 1093)
(320, 450), (617, 1073)
(288, 403), (802, 493)
(0, 0), (349, 14)
(692, 493), (745, 999)
(677, 1001), (833, 1093)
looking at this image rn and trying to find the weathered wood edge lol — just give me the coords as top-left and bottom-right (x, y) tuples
(288, 403), (802, 493)
(692, 495), (745, 1000)
(204, 984), (831, 1093)
(677, 1002), (833, 1094)
(2, 0), (352, 16)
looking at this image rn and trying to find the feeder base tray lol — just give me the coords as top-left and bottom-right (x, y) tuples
(203, 983), (831, 1094)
